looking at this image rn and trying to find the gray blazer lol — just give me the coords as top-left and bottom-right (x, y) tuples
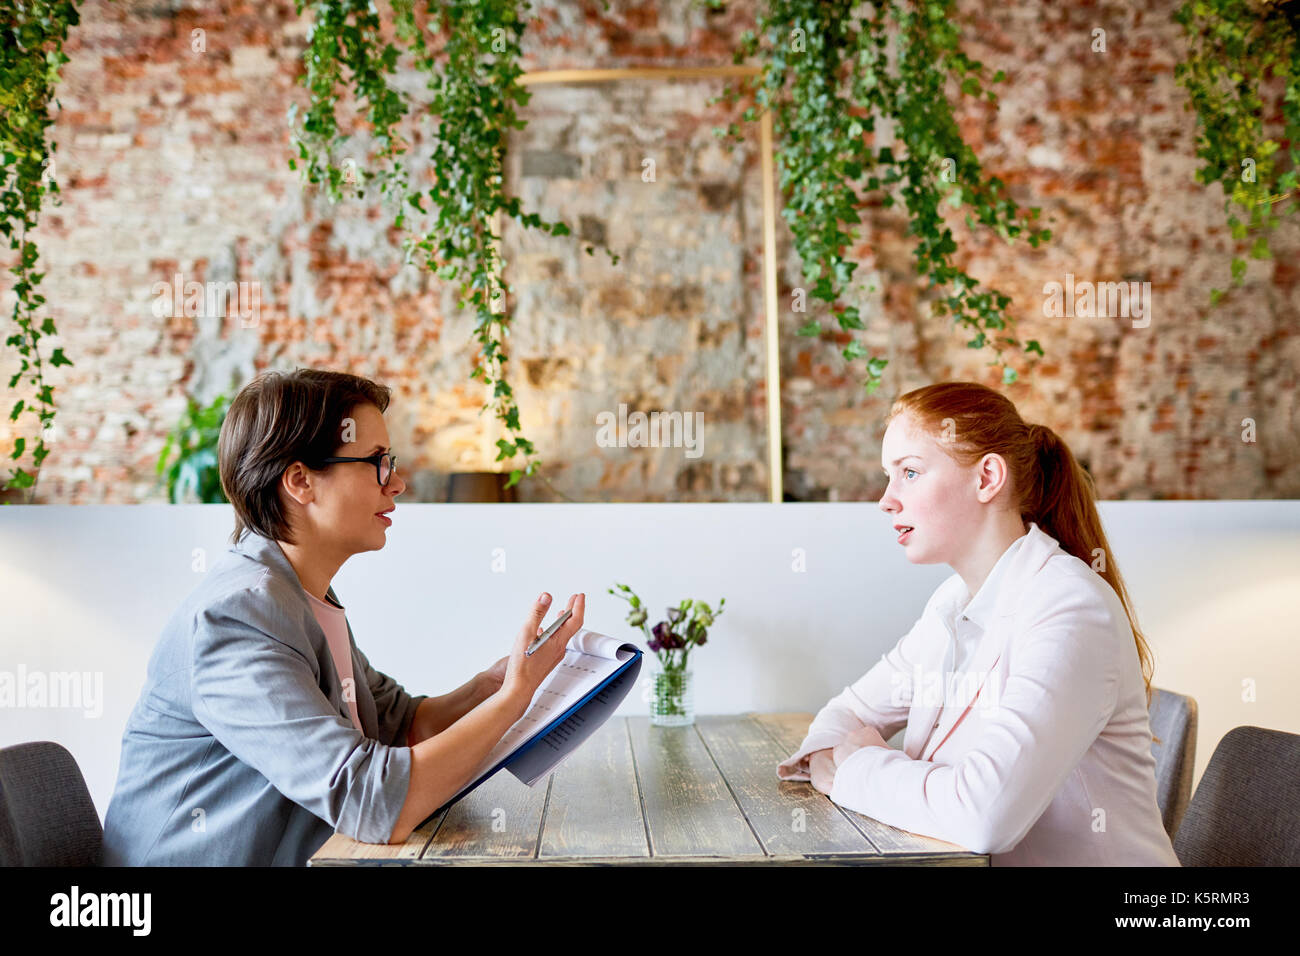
(101, 531), (427, 866)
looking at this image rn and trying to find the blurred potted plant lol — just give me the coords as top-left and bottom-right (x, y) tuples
(154, 392), (230, 503)
(610, 582), (725, 727)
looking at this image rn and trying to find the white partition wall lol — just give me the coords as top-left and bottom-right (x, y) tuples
(2, 500), (1298, 821)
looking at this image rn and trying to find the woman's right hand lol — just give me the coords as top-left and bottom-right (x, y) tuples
(500, 592), (586, 713)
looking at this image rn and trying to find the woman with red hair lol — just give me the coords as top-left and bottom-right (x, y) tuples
(777, 382), (1179, 866)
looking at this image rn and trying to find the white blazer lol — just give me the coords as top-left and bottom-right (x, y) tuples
(777, 522), (1180, 866)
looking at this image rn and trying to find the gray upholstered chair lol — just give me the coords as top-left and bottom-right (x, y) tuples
(1148, 687), (1197, 839)
(0, 741), (103, 866)
(1173, 726), (1300, 866)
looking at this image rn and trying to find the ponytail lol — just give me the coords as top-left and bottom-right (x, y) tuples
(888, 383), (1156, 709)
(1023, 424), (1155, 708)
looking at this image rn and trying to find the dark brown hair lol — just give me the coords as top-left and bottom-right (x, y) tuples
(888, 381), (1155, 708)
(218, 368), (391, 546)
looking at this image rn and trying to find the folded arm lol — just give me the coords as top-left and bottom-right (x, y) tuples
(827, 584), (1122, 855)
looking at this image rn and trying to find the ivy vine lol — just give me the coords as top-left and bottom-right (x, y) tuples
(718, 0), (1050, 393)
(289, 0), (617, 493)
(1174, 0), (1300, 306)
(1, 0), (78, 498)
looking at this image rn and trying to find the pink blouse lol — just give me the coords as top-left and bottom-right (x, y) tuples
(306, 590), (363, 733)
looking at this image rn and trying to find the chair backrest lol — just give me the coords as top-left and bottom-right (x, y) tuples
(1148, 687), (1197, 839)
(1173, 725), (1300, 866)
(0, 741), (103, 866)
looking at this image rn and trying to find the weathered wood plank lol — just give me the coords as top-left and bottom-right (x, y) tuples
(419, 766), (551, 860)
(626, 717), (765, 859)
(751, 711), (818, 752)
(695, 714), (877, 857)
(538, 718), (649, 859)
(752, 711), (980, 858)
(308, 809), (445, 865)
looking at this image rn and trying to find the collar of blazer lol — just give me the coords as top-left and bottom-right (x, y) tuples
(228, 531), (360, 727)
(231, 530), (346, 608)
(905, 522), (1066, 760)
(929, 521), (1063, 631)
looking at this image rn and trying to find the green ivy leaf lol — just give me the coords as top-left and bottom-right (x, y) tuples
(836, 307), (864, 330)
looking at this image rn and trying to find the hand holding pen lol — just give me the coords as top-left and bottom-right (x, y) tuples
(526, 605), (573, 656)
(501, 592), (586, 710)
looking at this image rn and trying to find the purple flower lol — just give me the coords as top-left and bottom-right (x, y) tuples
(651, 621), (669, 650)
(666, 606), (683, 625)
(653, 621), (683, 650)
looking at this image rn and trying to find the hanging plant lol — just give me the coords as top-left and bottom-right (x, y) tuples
(1174, 0), (1300, 306)
(717, 0), (1050, 392)
(288, 0), (616, 493)
(1, 0), (79, 499)
(290, 0), (1049, 498)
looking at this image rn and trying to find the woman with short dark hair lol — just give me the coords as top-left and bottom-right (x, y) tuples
(102, 368), (584, 866)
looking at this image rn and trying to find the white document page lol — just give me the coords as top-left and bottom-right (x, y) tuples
(448, 628), (642, 803)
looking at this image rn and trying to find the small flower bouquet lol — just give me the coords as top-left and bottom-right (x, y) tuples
(609, 582), (725, 726)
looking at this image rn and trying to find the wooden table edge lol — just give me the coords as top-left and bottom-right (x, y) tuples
(308, 712), (991, 866)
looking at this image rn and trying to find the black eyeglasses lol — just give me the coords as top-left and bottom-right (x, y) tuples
(316, 451), (398, 487)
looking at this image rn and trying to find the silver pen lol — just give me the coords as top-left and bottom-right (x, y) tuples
(525, 607), (573, 657)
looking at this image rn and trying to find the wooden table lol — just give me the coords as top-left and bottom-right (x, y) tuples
(309, 712), (989, 866)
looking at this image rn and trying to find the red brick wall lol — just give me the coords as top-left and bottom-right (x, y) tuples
(3, 0), (1296, 503)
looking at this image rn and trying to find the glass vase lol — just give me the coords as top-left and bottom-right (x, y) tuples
(650, 666), (694, 727)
